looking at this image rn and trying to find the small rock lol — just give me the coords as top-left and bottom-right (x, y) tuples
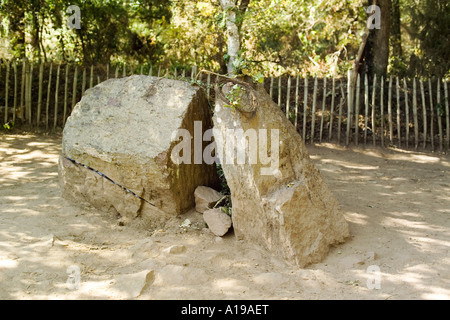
(203, 208), (232, 237)
(365, 251), (378, 261)
(355, 251), (378, 266)
(136, 257), (166, 270)
(112, 270), (154, 299)
(130, 238), (155, 258)
(253, 272), (287, 287)
(154, 264), (209, 286)
(29, 234), (57, 250)
(164, 245), (186, 254)
(201, 227), (211, 234)
(215, 236), (224, 243)
(179, 219), (191, 228)
(194, 186), (223, 213)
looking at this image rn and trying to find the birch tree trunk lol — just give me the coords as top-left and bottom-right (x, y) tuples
(219, 0), (241, 75)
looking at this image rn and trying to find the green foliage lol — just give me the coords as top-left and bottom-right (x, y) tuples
(0, 0), (447, 77)
(3, 121), (14, 130)
(216, 163), (231, 198)
(406, 0), (450, 77)
(436, 103), (445, 117)
(0, 0), (171, 64)
(220, 206), (232, 217)
(215, 163), (232, 214)
(388, 56), (409, 78)
(224, 84), (245, 112)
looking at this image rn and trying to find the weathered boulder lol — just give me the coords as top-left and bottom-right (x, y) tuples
(212, 80), (350, 267)
(203, 208), (232, 237)
(194, 186), (223, 213)
(59, 75), (219, 229)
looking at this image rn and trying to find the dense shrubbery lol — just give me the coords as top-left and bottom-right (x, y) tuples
(0, 0), (448, 77)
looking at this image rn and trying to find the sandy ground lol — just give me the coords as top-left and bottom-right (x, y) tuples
(0, 133), (449, 300)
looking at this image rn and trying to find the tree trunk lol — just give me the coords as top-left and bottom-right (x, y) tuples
(218, 0), (240, 75)
(391, 0), (402, 57)
(370, 0), (391, 76)
(216, 31), (228, 75)
(31, 10), (41, 60)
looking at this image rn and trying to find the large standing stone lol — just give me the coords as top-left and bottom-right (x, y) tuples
(59, 75), (219, 229)
(212, 80), (350, 267)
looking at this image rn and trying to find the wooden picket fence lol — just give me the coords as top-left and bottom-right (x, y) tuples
(0, 60), (449, 152)
(267, 71), (449, 152)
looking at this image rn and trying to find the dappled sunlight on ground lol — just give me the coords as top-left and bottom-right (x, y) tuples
(0, 134), (449, 299)
(309, 142), (450, 299)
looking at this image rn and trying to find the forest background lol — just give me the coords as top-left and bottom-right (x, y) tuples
(0, 0), (448, 78)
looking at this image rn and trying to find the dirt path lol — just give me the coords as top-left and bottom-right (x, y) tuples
(0, 134), (449, 300)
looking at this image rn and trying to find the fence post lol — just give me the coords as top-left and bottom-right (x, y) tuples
(371, 74), (377, 146)
(413, 78), (419, 149)
(420, 79), (427, 149)
(286, 75), (291, 119)
(81, 68), (86, 96)
(64, 65), (69, 128)
(54, 64), (61, 129)
(28, 63), (33, 124)
(380, 76), (385, 148)
(444, 79), (449, 151)
(354, 74), (360, 145)
(346, 70), (353, 146)
(278, 76), (282, 107)
(90, 65), (94, 88)
(311, 76), (318, 143)
(338, 79), (344, 144)
(396, 77), (401, 147)
(363, 74), (369, 145)
(303, 76), (308, 141)
(269, 77), (274, 99)
(69, 65), (78, 124)
(4, 61), (10, 124)
(174, 67), (178, 79)
(320, 76), (327, 142)
(388, 76), (393, 145)
(429, 79), (435, 151)
(37, 62), (44, 126)
(295, 75), (299, 130)
(404, 78), (410, 148)
(24, 62), (28, 123)
(329, 75), (336, 141)
(437, 79), (443, 152)
(207, 73), (211, 100)
(45, 63), (53, 130)
(197, 72), (203, 85)
(20, 60), (25, 112)
(13, 62), (17, 123)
